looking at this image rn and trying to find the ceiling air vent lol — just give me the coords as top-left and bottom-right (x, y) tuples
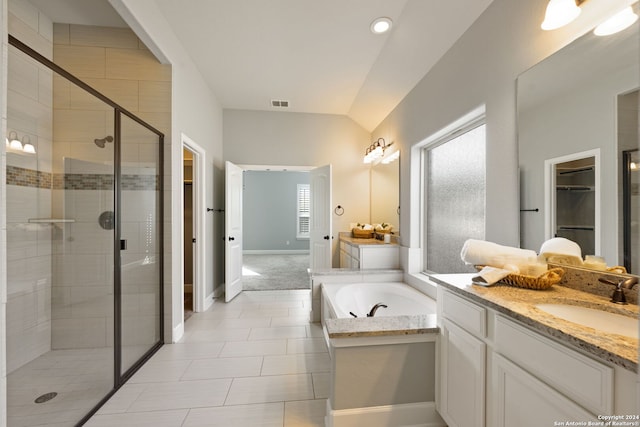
(271, 100), (289, 108)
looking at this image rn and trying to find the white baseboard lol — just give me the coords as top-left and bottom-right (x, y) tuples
(243, 249), (310, 255)
(203, 292), (214, 311)
(172, 322), (184, 344)
(213, 285), (224, 299)
(325, 401), (445, 427)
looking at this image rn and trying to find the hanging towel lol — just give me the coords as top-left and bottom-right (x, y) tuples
(460, 239), (538, 270)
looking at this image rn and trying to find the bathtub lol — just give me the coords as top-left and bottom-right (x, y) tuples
(322, 281), (437, 320)
(320, 281), (443, 427)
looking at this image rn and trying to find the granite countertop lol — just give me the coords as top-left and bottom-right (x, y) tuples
(431, 273), (639, 372)
(339, 232), (398, 247)
(325, 314), (438, 339)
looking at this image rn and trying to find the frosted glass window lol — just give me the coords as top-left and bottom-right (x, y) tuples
(425, 123), (486, 273)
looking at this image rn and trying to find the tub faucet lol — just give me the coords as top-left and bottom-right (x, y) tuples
(598, 276), (638, 305)
(367, 303), (388, 317)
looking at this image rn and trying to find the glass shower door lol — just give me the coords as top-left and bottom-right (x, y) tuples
(117, 113), (163, 376)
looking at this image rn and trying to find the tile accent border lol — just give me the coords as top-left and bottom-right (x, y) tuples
(6, 165), (51, 189)
(7, 165), (158, 190)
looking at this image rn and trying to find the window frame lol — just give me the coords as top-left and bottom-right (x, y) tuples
(296, 183), (310, 240)
(421, 115), (487, 274)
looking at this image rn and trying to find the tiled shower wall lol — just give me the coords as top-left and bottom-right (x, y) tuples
(5, 0), (54, 373)
(50, 23), (171, 351)
(5, 0), (171, 372)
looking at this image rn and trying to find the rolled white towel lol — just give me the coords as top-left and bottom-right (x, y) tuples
(461, 239), (538, 270)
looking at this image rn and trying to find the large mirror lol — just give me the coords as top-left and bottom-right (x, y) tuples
(370, 154), (400, 233)
(518, 18), (639, 273)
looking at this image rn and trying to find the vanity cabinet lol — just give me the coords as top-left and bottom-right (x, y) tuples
(338, 238), (399, 269)
(436, 286), (629, 427)
(492, 353), (595, 427)
(438, 289), (487, 427)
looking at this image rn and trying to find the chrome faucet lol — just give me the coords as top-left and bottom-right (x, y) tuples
(367, 303), (388, 317)
(598, 276), (638, 305)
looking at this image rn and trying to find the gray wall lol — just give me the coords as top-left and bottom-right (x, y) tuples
(224, 110), (372, 266)
(243, 170), (310, 252)
(370, 0), (630, 272)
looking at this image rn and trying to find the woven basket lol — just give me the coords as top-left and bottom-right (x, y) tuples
(476, 266), (565, 290)
(375, 229), (392, 234)
(352, 228), (374, 238)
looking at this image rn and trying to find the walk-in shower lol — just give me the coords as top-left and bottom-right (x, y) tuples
(6, 35), (164, 426)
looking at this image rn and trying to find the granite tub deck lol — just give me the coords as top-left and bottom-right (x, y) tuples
(431, 273), (639, 372)
(324, 314), (438, 339)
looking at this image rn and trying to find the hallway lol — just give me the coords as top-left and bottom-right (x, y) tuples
(86, 290), (327, 426)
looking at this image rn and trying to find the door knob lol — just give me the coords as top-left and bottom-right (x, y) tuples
(228, 236), (235, 241)
(323, 235), (330, 240)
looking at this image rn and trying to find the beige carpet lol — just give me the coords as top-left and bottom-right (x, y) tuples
(242, 254), (310, 290)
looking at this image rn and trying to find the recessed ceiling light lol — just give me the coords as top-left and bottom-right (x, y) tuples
(370, 17), (392, 34)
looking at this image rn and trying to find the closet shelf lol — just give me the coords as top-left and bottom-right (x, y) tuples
(28, 218), (75, 223)
(557, 225), (594, 231)
(556, 185), (594, 191)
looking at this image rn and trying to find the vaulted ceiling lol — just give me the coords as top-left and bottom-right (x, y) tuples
(29, 0), (495, 131)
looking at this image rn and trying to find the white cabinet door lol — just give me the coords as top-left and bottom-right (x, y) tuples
(492, 353), (595, 427)
(440, 319), (486, 427)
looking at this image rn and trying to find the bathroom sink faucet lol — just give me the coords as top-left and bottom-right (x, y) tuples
(367, 303), (388, 317)
(598, 276), (638, 305)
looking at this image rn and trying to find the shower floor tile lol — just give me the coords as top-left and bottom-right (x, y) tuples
(7, 347), (113, 427)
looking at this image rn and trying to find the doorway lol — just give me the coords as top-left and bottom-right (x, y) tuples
(242, 170), (310, 290)
(544, 149), (601, 258)
(224, 163), (331, 301)
(182, 134), (207, 316)
(183, 148), (195, 320)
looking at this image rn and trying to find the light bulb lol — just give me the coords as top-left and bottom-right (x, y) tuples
(21, 135), (35, 153)
(541, 0), (581, 31)
(594, 7), (638, 36)
(370, 17), (392, 34)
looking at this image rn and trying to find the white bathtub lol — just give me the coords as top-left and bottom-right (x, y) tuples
(322, 281), (437, 319)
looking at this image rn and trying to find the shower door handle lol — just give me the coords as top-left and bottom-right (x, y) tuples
(120, 239), (127, 250)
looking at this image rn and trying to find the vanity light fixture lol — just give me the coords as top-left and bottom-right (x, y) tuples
(594, 6), (638, 36)
(370, 17), (392, 34)
(364, 138), (392, 164)
(22, 135), (36, 154)
(381, 150), (400, 164)
(6, 131), (36, 153)
(541, 0), (584, 31)
(7, 131), (22, 150)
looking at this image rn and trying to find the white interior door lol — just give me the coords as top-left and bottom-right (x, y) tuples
(225, 161), (243, 302)
(310, 164), (332, 270)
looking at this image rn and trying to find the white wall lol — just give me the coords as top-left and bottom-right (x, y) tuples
(223, 109), (372, 267)
(371, 0), (635, 273)
(110, 0), (224, 342)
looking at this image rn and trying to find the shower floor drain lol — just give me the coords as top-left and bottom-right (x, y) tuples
(35, 392), (57, 403)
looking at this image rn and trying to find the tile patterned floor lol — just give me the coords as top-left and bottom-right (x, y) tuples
(86, 289), (328, 427)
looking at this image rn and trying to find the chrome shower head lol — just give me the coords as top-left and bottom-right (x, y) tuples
(94, 136), (114, 148)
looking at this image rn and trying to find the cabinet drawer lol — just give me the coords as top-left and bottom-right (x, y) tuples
(441, 290), (486, 338)
(494, 315), (613, 414)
